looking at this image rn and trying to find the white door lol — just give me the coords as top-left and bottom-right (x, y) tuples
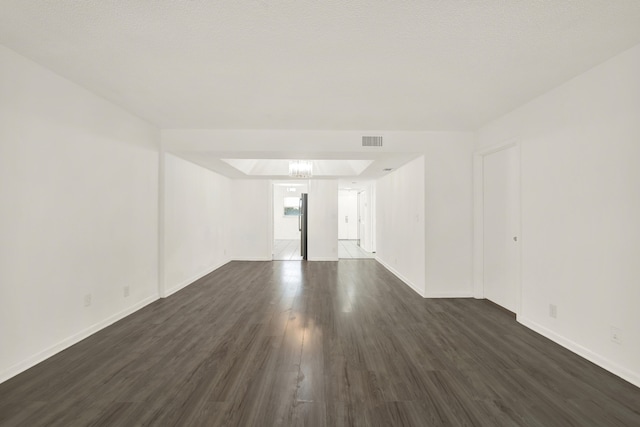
(358, 191), (366, 248)
(483, 146), (519, 312)
(338, 190), (358, 240)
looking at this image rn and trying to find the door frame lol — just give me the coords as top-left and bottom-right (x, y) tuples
(473, 141), (522, 316)
(270, 180), (309, 261)
(357, 191), (363, 247)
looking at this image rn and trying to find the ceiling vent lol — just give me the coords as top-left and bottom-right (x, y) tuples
(362, 136), (383, 147)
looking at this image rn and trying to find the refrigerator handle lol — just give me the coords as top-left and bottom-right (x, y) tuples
(299, 198), (302, 231)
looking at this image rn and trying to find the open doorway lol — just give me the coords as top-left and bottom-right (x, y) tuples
(338, 182), (376, 259)
(272, 181), (308, 260)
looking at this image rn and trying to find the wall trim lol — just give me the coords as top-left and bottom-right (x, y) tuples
(163, 259), (231, 298)
(375, 257), (425, 297)
(308, 257), (339, 261)
(424, 291), (474, 298)
(518, 316), (640, 388)
(232, 257), (272, 261)
(0, 294), (159, 385)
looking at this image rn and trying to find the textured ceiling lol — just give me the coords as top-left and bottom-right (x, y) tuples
(1, 1), (640, 130)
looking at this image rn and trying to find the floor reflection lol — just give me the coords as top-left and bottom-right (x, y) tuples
(276, 260), (305, 298)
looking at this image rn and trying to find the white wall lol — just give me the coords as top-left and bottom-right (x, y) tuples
(376, 156), (426, 296)
(0, 44), (159, 383)
(477, 43), (640, 387)
(163, 153), (231, 296)
(375, 142), (473, 299)
(232, 180), (271, 260)
(424, 140), (474, 297)
(273, 184), (305, 240)
(308, 180), (339, 261)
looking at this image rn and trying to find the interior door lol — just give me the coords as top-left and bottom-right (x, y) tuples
(338, 190), (358, 240)
(357, 191), (366, 247)
(338, 190), (349, 239)
(346, 192), (358, 239)
(483, 146), (519, 312)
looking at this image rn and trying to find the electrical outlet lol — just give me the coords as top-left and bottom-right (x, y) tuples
(84, 294), (92, 307)
(123, 285), (130, 298)
(611, 326), (622, 344)
(549, 304), (557, 319)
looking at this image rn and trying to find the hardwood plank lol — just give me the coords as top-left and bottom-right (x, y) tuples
(0, 260), (638, 426)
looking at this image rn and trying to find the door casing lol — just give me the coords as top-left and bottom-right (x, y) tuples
(473, 141), (522, 316)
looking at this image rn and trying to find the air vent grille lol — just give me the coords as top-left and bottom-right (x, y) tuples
(362, 136), (383, 147)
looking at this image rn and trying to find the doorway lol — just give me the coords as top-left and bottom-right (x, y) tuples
(475, 143), (520, 313)
(338, 186), (375, 259)
(272, 181), (308, 260)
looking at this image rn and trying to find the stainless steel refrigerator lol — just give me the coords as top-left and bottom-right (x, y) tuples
(299, 193), (308, 260)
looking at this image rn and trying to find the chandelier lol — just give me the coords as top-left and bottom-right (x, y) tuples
(288, 160), (313, 178)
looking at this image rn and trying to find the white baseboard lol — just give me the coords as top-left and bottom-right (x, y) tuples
(0, 294), (159, 385)
(163, 259), (231, 298)
(232, 257), (272, 261)
(424, 291), (473, 298)
(518, 316), (640, 388)
(308, 257), (339, 261)
(375, 256), (425, 297)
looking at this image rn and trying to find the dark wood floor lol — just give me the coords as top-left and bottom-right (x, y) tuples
(1, 260), (639, 426)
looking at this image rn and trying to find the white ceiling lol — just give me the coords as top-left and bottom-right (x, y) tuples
(2, 1), (640, 131)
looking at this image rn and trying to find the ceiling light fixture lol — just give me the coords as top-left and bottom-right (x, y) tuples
(289, 160), (313, 178)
